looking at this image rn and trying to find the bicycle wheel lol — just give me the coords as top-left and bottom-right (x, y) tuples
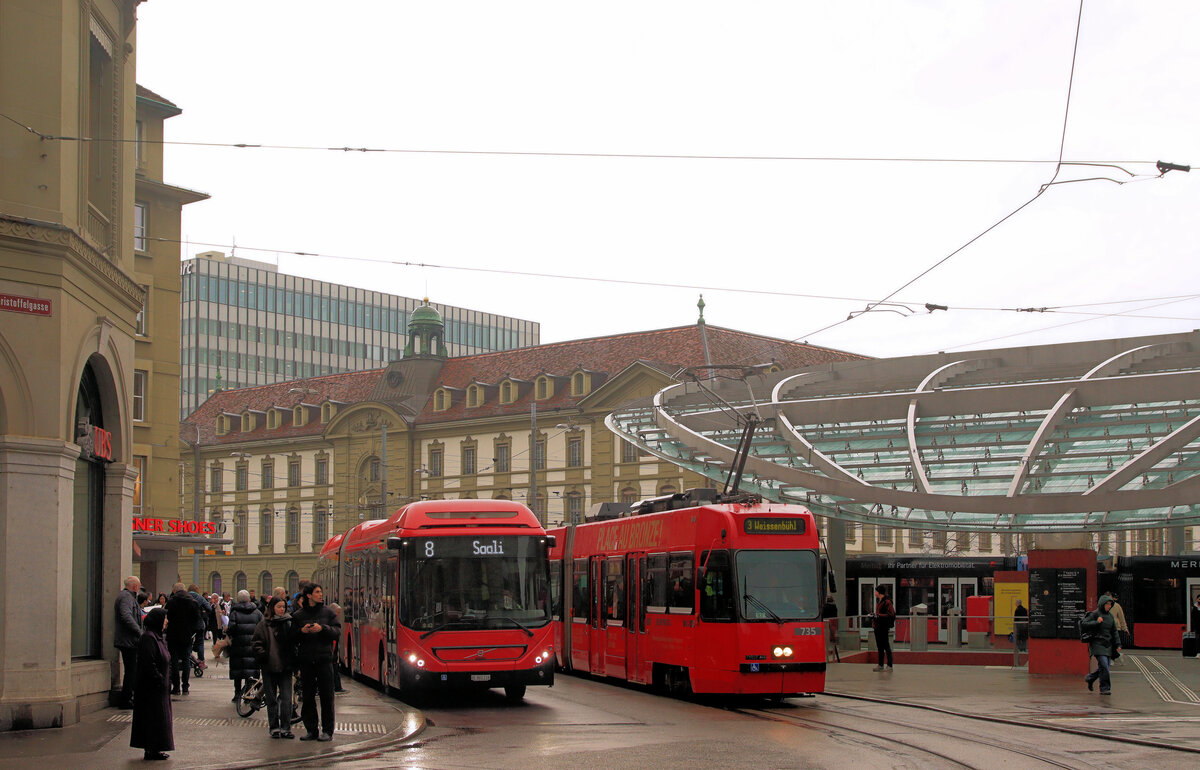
(235, 681), (261, 718)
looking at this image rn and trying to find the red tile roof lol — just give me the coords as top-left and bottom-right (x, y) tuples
(183, 323), (866, 446)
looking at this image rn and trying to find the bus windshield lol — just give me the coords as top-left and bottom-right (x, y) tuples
(736, 549), (820, 621)
(402, 535), (551, 632)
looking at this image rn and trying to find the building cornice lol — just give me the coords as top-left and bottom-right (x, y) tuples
(0, 214), (143, 306)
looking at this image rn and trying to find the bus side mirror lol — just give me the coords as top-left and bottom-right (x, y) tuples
(386, 536), (403, 550)
(827, 570), (837, 594)
(545, 535), (557, 548)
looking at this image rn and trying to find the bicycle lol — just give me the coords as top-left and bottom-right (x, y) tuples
(235, 670), (303, 724)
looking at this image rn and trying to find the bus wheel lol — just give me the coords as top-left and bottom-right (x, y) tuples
(666, 667), (692, 697)
(504, 684), (526, 701)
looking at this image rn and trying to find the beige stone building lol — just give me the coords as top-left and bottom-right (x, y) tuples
(0, 3), (204, 729)
(180, 307), (867, 594)
(1, 0), (152, 729)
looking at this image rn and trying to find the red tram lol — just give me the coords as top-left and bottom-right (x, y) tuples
(548, 488), (827, 697)
(315, 499), (555, 700)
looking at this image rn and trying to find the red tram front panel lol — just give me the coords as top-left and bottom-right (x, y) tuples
(318, 499), (555, 699)
(550, 499), (826, 697)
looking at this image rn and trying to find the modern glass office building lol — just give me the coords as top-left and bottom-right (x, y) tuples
(180, 251), (539, 417)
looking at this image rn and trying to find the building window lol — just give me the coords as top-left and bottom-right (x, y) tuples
(133, 370), (147, 421)
(136, 286), (148, 336)
(495, 443), (510, 473)
(501, 382), (513, 403)
(932, 531), (947, 550)
(235, 463), (248, 491)
(234, 509), (247, 548)
(261, 460), (274, 489)
(876, 526), (893, 546)
(907, 529), (923, 547)
(567, 492), (584, 524)
(235, 571), (247, 593)
(259, 508), (273, 547)
(572, 372), (585, 395)
(315, 458), (328, 485)
(845, 522), (857, 543)
(567, 437), (583, 467)
(537, 377), (548, 399)
(314, 505), (328, 543)
(369, 457), (380, 483)
(260, 571), (273, 596)
(209, 572), (222, 596)
(429, 448), (443, 477)
(288, 459), (301, 487)
(434, 390), (446, 411)
(467, 385), (479, 407)
(534, 440), (546, 471)
(286, 571), (300, 596)
(622, 440), (639, 464)
(462, 446), (476, 475)
(287, 508), (300, 544)
(134, 201), (148, 252)
(132, 455), (146, 515)
(210, 465), (223, 493)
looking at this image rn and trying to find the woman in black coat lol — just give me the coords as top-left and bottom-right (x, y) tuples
(227, 589), (264, 702)
(130, 608), (173, 761)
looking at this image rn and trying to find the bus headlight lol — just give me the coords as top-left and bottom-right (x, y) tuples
(403, 650), (425, 667)
(535, 649), (552, 664)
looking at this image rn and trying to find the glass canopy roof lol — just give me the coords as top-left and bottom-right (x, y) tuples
(606, 333), (1200, 533)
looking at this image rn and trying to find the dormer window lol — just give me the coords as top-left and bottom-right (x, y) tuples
(293, 405), (307, 427)
(571, 371), (592, 396)
(536, 376), (551, 400)
(434, 389), (448, 411)
(321, 402), (336, 423)
(216, 415), (229, 436)
(267, 409), (280, 430)
(501, 381), (513, 404)
(467, 385), (481, 408)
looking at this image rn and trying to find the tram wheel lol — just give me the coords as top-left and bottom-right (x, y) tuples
(504, 684), (526, 701)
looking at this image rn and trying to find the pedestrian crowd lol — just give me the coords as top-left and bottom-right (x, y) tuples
(113, 576), (344, 761)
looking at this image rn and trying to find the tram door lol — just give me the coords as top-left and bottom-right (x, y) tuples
(590, 557), (604, 674)
(937, 578), (978, 642)
(1188, 578), (1200, 633)
(625, 554), (641, 682)
(859, 577), (896, 637)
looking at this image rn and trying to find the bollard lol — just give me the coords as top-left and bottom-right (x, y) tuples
(947, 608), (962, 649)
(911, 604), (928, 652)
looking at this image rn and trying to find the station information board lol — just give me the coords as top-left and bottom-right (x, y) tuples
(1028, 567), (1088, 639)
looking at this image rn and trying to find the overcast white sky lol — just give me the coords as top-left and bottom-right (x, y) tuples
(135, 1), (1199, 358)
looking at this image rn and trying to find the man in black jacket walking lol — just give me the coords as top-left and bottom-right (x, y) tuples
(165, 582), (202, 695)
(291, 583), (341, 741)
(113, 575), (143, 708)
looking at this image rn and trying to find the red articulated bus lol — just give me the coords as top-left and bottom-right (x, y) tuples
(548, 488), (827, 698)
(315, 499), (556, 701)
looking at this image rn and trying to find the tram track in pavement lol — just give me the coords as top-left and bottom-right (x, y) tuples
(818, 684), (1200, 756)
(732, 701), (1087, 770)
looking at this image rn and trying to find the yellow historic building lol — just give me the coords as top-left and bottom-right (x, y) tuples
(0, 1), (201, 729)
(180, 306), (867, 594)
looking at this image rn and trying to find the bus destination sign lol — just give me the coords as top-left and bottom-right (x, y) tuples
(743, 517), (806, 535)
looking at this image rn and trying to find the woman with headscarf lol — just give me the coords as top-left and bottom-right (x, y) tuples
(130, 607), (173, 761)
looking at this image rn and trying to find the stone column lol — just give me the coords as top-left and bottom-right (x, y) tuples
(103, 463), (136, 696)
(0, 437), (81, 730)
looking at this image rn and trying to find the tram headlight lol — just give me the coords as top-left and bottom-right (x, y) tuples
(773, 646), (784, 658)
(772, 646), (794, 659)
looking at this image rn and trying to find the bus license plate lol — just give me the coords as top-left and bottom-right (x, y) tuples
(470, 674), (490, 682)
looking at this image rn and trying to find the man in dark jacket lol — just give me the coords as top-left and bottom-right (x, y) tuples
(871, 586), (896, 671)
(1082, 594), (1122, 695)
(291, 583), (341, 741)
(165, 582), (202, 695)
(113, 575), (143, 708)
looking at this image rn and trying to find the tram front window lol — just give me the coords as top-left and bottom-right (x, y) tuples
(402, 536), (551, 631)
(736, 550), (820, 621)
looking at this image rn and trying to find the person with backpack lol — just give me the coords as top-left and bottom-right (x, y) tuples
(1081, 594), (1122, 695)
(870, 586), (895, 671)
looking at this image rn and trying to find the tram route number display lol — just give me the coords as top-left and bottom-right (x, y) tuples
(414, 536), (523, 559)
(1028, 567), (1088, 639)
